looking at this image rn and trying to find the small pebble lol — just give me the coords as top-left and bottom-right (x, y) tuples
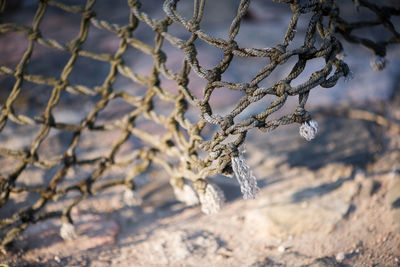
(277, 245), (286, 253)
(336, 252), (346, 262)
(54, 255), (61, 263)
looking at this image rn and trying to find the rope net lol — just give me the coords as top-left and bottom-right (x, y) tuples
(0, 0), (399, 249)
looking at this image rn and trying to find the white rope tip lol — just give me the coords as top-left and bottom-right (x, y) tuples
(60, 222), (78, 241)
(123, 189), (143, 207)
(173, 184), (200, 207)
(299, 119), (318, 141)
(231, 156), (260, 200)
(199, 183), (225, 214)
(370, 56), (387, 71)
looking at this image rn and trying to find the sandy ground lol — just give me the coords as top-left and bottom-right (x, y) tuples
(1, 100), (400, 266)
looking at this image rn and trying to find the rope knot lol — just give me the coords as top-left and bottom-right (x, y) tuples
(177, 75), (189, 87)
(69, 40), (81, 54)
(220, 115), (234, 131)
(127, 0), (141, 8)
(184, 43), (196, 55)
(82, 10), (96, 20)
(155, 51), (166, 64)
(26, 152), (39, 165)
(57, 79), (69, 89)
(205, 68), (221, 81)
(294, 107), (311, 122)
(112, 56), (123, 66)
(271, 44), (286, 62)
(154, 21), (168, 34)
(276, 81), (290, 96)
(29, 30), (41, 41)
(63, 152), (76, 166)
(225, 40), (238, 55)
(118, 26), (132, 39)
(188, 18), (200, 32)
(227, 143), (239, 158)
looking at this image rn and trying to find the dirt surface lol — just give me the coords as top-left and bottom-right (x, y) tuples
(1, 100), (399, 266)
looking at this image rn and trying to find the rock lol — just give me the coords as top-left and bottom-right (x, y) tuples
(245, 171), (357, 239)
(277, 245), (286, 253)
(143, 229), (222, 265)
(335, 252), (346, 262)
(21, 212), (119, 252)
(54, 255), (61, 263)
